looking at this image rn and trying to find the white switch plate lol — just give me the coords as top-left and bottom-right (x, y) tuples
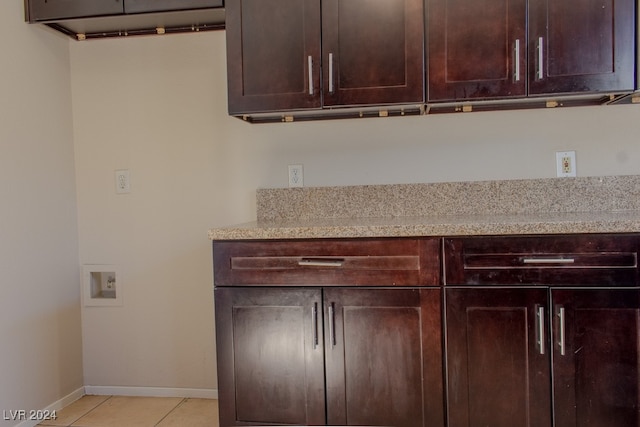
(288, 164), (304, 188)
(115, 169), (131, 193)
(556, 151), (576, 177)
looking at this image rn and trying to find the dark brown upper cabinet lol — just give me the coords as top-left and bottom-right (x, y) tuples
(225, 0), (424, 115)
(26, 0), (124, 21)
(321, 0), (424, 107)
(527, 0), (636, 95)
(225, 0), (322, 114)
(25, 0), (222, 23)
(427, 0), (636, 102)
(427, 0), (526, 101)
(124, 0), (222, 14)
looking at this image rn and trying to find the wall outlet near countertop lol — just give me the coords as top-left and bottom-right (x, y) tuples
(288, 164), (304, 187)
(556, 151), (576, 177)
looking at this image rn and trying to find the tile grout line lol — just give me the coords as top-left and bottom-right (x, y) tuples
(67, 396), (113, 427)
(153, 398), (187, 426)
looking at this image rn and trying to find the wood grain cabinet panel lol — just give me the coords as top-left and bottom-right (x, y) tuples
(26, 0), (224, 21)
(213, 237), (443, 426)
(444, 234), (640, 427)
(215, 286), (444, 426)
(324, 288), (443, 427)
(321, 0), (424, 106)
(215, 287), (326, 426)
(427, 0), (636, 101)
(445, 288), (552, 427)
(225, 0), (423, 114)
(225, 0), (322, 114)
(124, 0), (222, 13)
(552, 289), (640, 427)
(427, 0), (526, 100)
(444, 234), (639, 286)
(26, 0), (123, 21)
(214, 238), (440, 286)
(528, 0), (636, 95)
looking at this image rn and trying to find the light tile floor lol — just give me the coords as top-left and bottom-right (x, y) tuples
(38, 395), (219, 427)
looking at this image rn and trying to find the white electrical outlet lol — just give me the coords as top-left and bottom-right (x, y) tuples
(288, 164), (304, 188)
(115, 169), (131, 193)
(556, 151), (576, 177)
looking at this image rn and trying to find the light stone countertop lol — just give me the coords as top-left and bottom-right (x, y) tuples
(208, 176), (640, 240)
(208, 211), (640, 240)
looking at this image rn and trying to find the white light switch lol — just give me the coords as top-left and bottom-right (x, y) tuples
(115, 169), (130, 194)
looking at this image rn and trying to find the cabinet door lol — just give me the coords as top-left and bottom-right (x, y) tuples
(446, 288), (552, 427)
(528, 0), (636, 94)
(322, 0), (424, 106)
(27, 0), (123, 21)
(124, 0), (222, 14)
(324, 288), (444, 427)
(225, 0), (321, 114)
(552, 289), (640, 427)
(215, 287), (325, 426)
(427, 0), (526, 101)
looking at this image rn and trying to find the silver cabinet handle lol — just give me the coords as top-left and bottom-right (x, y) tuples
(557, 306), (566, 356)
(522, 258), (575, 264)
(536, 36), (544, 80)
(328, 302), (336, 347)
(513, 39), (521, 82)
(307, 55), (314, 96)
(536, 305), (545, 355)
(312, 302), (318, 349)
(328, 53), (335, 94)
(298, 258), (344, 267)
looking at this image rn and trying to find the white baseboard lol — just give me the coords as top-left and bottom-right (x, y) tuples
(14, 386), (85, 427)
(84, 385), (218, 399)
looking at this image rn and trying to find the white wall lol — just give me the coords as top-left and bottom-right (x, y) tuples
(0, 1), (82, 424)
(69, 30), (640, 391)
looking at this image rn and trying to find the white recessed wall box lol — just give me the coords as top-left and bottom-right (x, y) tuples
(82, 264), (123, 307)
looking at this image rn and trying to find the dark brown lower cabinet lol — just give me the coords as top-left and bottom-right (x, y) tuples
(215, 286), (444, 426)
(552, 289), (640, 427)
(215, 287), (325, 426)
(446, 287), (640, 427)
(445, 288), (552, 427)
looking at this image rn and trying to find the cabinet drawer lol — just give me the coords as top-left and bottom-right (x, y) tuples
(213, 238), (440, 286)
(444, 234), (639, 286)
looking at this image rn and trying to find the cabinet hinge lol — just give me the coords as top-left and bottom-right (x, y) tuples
(546, 100), (559, 108)
(378, 110), (389, 117)
(156, 27), (166, 35)
(283, 116), (294, 123)
(76, 33), (86, 41)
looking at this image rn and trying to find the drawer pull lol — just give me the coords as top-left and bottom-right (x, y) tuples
(328, 302), (336, 347)
(312, 302), (319, 349)
(307, 55), (314, 96)
(328, 53), (335, 94)
(522, 257), (575, 264)
(536, 305), (545, 355)
(513, 39), (521, 82)
(298, 258), (345, 267)
(557, 306), (566, 356)
(536, 36), (544, 80)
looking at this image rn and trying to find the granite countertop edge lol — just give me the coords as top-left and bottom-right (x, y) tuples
(208, 211), (640, 241)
